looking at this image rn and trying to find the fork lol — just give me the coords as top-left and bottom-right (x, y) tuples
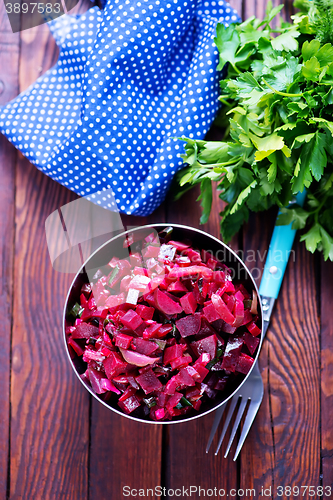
(206, 190), (307, 460)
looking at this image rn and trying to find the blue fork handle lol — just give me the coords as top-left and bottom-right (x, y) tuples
(258, 190), (307, 299)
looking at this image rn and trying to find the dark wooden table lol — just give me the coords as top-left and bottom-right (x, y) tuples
(1, 1), (333, 499)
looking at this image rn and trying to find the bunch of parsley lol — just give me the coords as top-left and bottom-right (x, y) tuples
(176, 0), (333, 260)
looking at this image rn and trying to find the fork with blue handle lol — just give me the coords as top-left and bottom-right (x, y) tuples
(206, 190), (307, 460)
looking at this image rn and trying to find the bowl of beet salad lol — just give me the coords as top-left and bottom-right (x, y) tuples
(63, 224), (263, 423)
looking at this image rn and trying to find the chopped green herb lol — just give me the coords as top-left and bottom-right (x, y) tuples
(68, 302), (84, 318)
(143, 397), (157, 408)
(108, 265), (120, 286)
(176, 396), (193, 409)
(176, 0), (333, 261)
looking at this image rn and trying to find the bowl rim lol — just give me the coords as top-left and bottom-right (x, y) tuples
(63, 222), (263, 424)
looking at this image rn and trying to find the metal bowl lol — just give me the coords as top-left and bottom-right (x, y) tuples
(63, 223), (263, 424)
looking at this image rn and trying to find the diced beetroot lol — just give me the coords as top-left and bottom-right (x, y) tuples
(243, 331), (260, 355)
(126, 288), (140, 306)
(238, 284), (251, 299)
(165, 376), (179, 395)
(191, 334), (217, 360)
(105, 293), (125, 310)
(184, 248), (201, 263)
(154, 288), (183, 315)
(175, 313), (201, 338)
(218, 320), (237, 334)
(136, 304), (155, 320)
(192, 399), (202, 411)
(175, 255), (192, 267)
(100, 378), (121, 394)
(71, 322), (99, 339)
(164, 344), (184, 365)
(91, 307), (108, 319)
(192, 364), (209, 382)
(168, 240), (191, 251)
(66, 229), (260, 422)
(88, 366), (109, 394)
(133, 266), (149, 276)
(211, 293), (235, 325)
(168, 265), (213, 280)
(128, 275), (151, 292)
(119, 348), (160, 367)
(247, 321), (261, 337)
(176, 367), (196, 387)
(100, 346), (113, 357)
(158, 244), (177, 262)
(193, 352), (211, 367)
(223, 293), (236, 312)
(166, 392), (183, 412)
(232, 296), (244, 328)
(143, 292), (156, 307)
(242, 309), (253, 325)
(185, 386), (201, 399)
(108, 256), (120, 267)
(121, 309), (143, 330)
(191, 282), (205, 305)
(236, 353), (255, 374)
(103, 351), (128, 379)
(120, 275), (132, 292)
(206, 258), (218, 270)
(221, 338), (244, 372)
(118, 395), (141, 414)
(132, 338), (158, 355)
(80, 293), (89, 308)
(136, 368), (163, 394)
(130, 252), (143, 266)
(119, 386), (137, 402)
(68, 337), (85, 356)
(167, 280), (188, 293)
(65, 326), (76, 335)
(143, 322), (162, 339)
(170, 355), (192, 370)
(142, 245), (160, 259)
(202, 302), (220, 323)
(180, 292), (197, 314)
(157, 324), (173, 337)
(115, 333), (133, 350)
(155, 408), (166, 420)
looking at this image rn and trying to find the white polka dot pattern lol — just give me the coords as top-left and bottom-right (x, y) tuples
(0, 0), (240, 215)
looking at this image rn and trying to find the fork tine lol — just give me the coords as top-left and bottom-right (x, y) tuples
(232, 399), (262, 461)
(224, 397), (248, 458)
(206, 404), (225, 453)
(215, 396), (238, 455)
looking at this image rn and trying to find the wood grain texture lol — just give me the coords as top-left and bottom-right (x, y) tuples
(320, 260), (333, 488)
(89, 206), (165, 500)
(0, 4), (20, 498)
(164, 188), (238, 499)
(9, 6), (91, 498)
(10, 159), (89, 500)
(241, 211), (276, 495)
(269, 241), (320, 493)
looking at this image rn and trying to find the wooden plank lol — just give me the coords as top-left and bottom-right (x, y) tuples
(10, 7), (91, 498)
(269, 240), (320, 489)
(163, 185), (239, 498)
(10, 159), (90, 500)
(321, 260), (333, 489)
(240, 211), (276, 495)
(0, 4), (20, 498)
(89, 205), (165, 500)
(242, 209), (320, 495)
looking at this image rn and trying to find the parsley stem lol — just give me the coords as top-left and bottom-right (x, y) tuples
(262, 78), (303, 97)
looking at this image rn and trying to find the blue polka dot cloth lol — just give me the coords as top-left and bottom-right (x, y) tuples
(0, 0), (240, 215)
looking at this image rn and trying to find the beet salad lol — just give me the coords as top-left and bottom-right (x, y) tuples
(65, 228), (261, 421)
